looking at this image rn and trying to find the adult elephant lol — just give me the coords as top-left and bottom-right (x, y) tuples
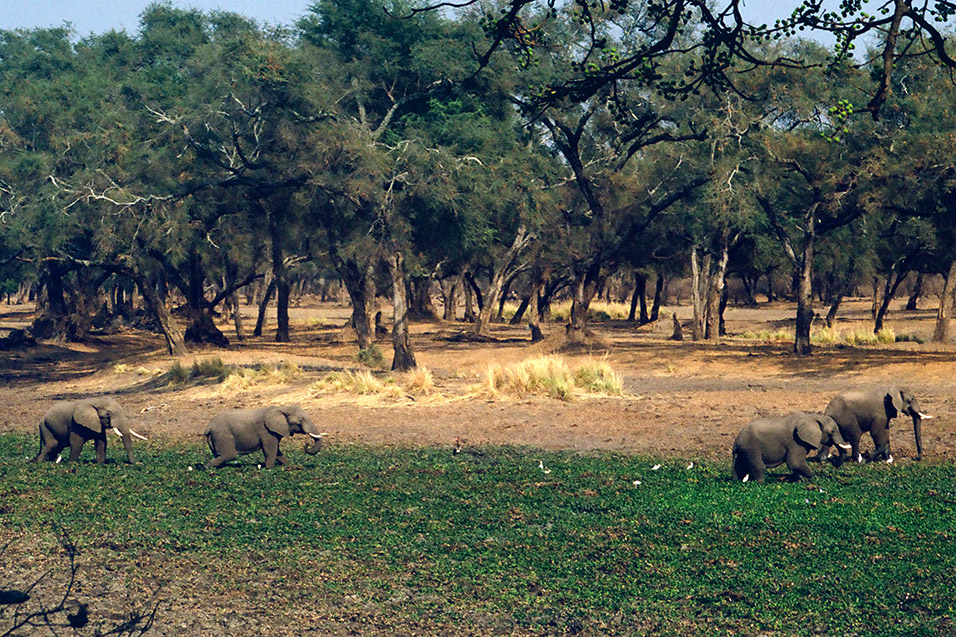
(204, 405), (326, 468)
(32, 398), (146, 464)
(732, 412), (850, 482)
(823, 386), (931, 464)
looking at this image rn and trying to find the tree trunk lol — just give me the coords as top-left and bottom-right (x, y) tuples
(410, 277), (439, 320)
(629, 273), (649, 324)
(705, 235), (731, 341)
(565, 263), (601, 344)
(690, 246), (711, 341)
(440, 273), (460, 321)
(874, 269), (906, 333)
(254, 275), (275, 337)
(267, 202), (291, 343)
(473, 225), (531, 337)
(336, 258), (376, 350)
(133, 271), (186, 356)
(906, 273), (924, 310)
(794, 237), (815, 356)
(275, 278), (291, 342)
(932, 260), (956, 343)
(463, 273), (476, 323)
(509, 294), (530, 325)
(527, 265), (544, 342)
(650, 274), (664, 322)
(389, 249), (416, 371)
(224, 260), (246, 341)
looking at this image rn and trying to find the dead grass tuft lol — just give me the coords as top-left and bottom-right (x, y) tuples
(311, 370), (404, 398)
(472, 355), (623, 401)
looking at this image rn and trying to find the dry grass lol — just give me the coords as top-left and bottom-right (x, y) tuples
(472, 355), (624, 401)
(221, 360), (303, 390)
(311, 370), (404, 398)
(402, 366), (437, 396)
(735, 326), (898, 346)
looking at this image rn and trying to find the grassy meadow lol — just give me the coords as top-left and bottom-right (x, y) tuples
(2, 434), (954, 635)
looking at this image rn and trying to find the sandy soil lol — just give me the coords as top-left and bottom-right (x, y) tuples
(2, 297), (955, 462)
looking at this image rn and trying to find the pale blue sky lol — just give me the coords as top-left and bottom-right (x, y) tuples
(1, 1), (823, 38)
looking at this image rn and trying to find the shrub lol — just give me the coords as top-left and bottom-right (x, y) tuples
(403, 366), (436, 396)
(356, 344), (385, 368)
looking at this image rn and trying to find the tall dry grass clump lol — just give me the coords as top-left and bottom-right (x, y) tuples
(475, 355), (623, 401)
(311, 370), (404, 398)
(222, 360), (303, 390)
(402, 366), (436, 396)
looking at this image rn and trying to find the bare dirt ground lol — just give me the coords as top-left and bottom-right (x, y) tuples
(2, 297), (955, 462)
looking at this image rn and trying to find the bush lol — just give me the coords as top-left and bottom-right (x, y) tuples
(356, 344), (385, 368)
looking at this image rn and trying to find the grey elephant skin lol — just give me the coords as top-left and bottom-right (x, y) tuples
(32, 398), (143, 464)
(824, 386), (929, 464)
(733, 412), (850, 482)
(204, 405), (325, 468)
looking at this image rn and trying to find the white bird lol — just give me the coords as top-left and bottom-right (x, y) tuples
(633, 480), (642, 486)
(742, 474), (750, 482)
(686, 462), (694, 470)
(188, 466), (194, 471)
(55, 455), (62, 464)
(652, 464), (661, 471)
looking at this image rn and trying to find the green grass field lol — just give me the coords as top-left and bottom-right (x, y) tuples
(2, 435), (954, 635)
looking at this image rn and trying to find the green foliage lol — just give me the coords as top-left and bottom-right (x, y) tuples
(355, 344), (385, 368)
(2, 434), (955, 634)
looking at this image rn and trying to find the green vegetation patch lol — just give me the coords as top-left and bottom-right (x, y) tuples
(2, 434), (954, 635)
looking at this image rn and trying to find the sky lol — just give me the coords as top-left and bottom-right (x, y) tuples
(1, 1), (825, 39)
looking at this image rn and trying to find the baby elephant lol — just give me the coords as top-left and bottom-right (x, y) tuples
(733, 412), (850, 482)
(204, 405), (326, 468)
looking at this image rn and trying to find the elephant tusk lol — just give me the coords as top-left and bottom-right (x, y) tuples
(110, 428), (123, 438)
(310, 432), (328, 439)
(129, 429), (148, 440)
(917, 412), (933, 420)
(837, 443), (851, 451)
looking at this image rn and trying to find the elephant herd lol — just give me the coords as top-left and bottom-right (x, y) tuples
(30, 386), (929, 482)
(732, 386), (930, 482)
(30, 398), (326, 469)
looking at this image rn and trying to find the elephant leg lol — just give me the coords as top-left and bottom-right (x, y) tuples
(93, 436), (107, 464)
(33, 430), (64, 462)
(870, 426), (892, 462)
(786, 448), (813, 481)
(209, 450), (237, 468)
(275, 454), (288, 466)
(67, 432), (87, 462)
(833, 429), (861, 467)
(262, 436), (280, 468)
(734, 451), (764, 482)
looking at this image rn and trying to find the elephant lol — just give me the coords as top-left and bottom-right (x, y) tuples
(32, 398), (146, 464)
(732, 412), (850, 482)
(822, 386), (931, 464)
(204, 405), (326, 468)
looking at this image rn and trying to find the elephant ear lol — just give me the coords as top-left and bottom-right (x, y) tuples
(885, 389), (904, 418)
(263, 408), (291, 438)
(73, 402), (103, 433)
(794, 417), (823, 450)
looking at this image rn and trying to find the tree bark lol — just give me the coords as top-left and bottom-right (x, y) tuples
(439, 273), (460, 321)
(389, 249), (416, 371)
(705, 234), (731, 341)
(932, 260), (956, 343)
(650, 274), (664, 322)
(565, 262), (601, 344)
(906, 273), (924, 310)
(690, 246), (710, 341)
(874, 268), (907, 333)
(794, 235), (816, 355)
(254, 277), (276, 337)
(474, 225), (531, 337)
(134, 271), (186, 356)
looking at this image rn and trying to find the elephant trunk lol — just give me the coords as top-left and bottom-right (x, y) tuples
(912, 412), (924, 461)
(908, 400), (929, 461)
(300, 418), (326, 455)
(304, 433), (326, 455)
